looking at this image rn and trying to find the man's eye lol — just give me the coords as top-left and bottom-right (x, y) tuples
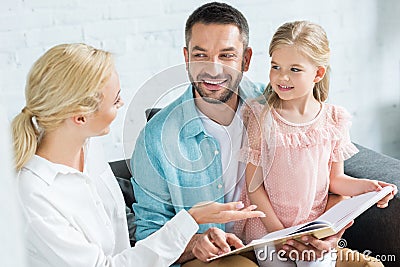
(193, 54), (207, 58)
(291, 68), (301, 72)
(221, 53), (235, 58)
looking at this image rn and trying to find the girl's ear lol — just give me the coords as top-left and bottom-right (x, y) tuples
(313, 66), (326, 83)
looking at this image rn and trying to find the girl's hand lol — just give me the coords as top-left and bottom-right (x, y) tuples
(188, 201), (266, 225)
(359, 179), (398, 208)
(375, 181), (398, 208)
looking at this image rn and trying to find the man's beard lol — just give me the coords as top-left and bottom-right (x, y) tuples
(188, 63), (244, 104)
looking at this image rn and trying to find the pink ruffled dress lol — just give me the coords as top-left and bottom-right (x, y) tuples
(233, 101), (359, 244)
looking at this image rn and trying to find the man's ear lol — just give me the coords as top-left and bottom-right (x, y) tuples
(183, 47), (189, 70)
(313, 66), (326, 83)
(243, 47), (253, 72)
(71, 115), (87, 126)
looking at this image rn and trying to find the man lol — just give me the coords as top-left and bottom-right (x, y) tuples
(131, 2), (383, 267)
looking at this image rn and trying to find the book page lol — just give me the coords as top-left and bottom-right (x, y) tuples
(318, 186), (393, 231)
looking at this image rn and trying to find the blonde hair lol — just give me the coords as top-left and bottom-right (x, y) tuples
(12, 43), (114, 170)
(263, 20), (331, 109)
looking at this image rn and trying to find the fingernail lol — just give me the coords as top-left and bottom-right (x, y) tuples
(260, 212), (266, 217)
(224, 247), (230, 253)
(287, 241), (294, 246)
(302, 236), (308, 242)
(236, 202), (244, 209)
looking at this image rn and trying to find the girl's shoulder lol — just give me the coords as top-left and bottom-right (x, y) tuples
(324, 103), (352, 127)
(241, 99), (265, 119)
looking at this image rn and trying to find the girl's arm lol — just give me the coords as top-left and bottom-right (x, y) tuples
(329, 161), (397, 207)
(246, 163), (284, 232)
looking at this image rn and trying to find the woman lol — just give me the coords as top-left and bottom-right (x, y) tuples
(12, 43), (264, 267)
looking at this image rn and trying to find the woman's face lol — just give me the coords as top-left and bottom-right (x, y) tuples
(87, 70), (124, 137)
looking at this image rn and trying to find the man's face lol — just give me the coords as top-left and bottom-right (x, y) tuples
(184, 23), (252, 104)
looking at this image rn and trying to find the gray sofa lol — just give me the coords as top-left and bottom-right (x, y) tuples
(109, 143), (399, 266)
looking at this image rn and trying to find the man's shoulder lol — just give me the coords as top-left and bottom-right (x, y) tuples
(239, 81), (266, 100)
(138, 92), (192, 141)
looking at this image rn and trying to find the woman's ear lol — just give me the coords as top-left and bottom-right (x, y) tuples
(313, 66), (326, 83)
(71, 115), (87, 126)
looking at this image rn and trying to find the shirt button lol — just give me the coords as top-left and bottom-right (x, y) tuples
(217, 184), (223, 189)
(214, 150), (219, 155)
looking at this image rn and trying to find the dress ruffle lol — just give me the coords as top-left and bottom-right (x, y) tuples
(238, 147), (261, 166)
(275, 126), (343, 149)
(331, 142), (359, 162)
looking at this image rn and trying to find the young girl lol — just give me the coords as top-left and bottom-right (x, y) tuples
(233, 21), (397, 267)
(12, 43), (264, 267)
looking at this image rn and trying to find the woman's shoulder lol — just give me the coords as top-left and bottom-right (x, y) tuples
(17, 157), (52, 204)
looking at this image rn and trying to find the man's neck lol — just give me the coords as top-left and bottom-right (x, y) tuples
(195, 94), (239, 126)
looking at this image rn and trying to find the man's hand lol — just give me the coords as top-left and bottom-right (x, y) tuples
(192, 227), (244, 262)
(281, 221), (354, 261)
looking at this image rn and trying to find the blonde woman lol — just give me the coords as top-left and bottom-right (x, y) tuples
(12, 43), (264, 267)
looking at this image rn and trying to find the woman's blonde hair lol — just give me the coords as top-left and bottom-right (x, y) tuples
(12, 43), (114, 170)
(263, 20), (331, 109)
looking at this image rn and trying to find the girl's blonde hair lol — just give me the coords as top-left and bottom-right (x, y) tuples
(263, 20), (331, 109)
(12, 43), (114, 170)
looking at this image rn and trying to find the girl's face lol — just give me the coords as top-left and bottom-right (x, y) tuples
(87, 70), (124, 137)
(269, 45), (324, 103)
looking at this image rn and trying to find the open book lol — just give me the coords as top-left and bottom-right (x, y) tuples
(210, 186), (393, 261)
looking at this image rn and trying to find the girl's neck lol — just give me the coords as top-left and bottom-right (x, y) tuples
(276, 97), (322, 124)
(36, 128), (87, 172)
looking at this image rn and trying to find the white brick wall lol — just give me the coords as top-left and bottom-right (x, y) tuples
(1, 0), (399, 161)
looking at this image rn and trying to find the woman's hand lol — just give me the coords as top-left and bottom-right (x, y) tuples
(188, 201), (265, 225)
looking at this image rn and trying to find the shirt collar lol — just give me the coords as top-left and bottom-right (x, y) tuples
(179, 81), (258, 138)
(179, 85), (204, 138)
(22, 151), (86, 185)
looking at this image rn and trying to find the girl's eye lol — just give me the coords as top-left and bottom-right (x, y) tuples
(271, 65), (280, 70)
(291, 67), (301, 72)
(114, 97), (121, 105)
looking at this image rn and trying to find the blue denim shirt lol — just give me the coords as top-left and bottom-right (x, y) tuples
(131, 81), (265, 243)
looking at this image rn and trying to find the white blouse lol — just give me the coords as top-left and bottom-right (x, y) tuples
(17, 139), (198, 267)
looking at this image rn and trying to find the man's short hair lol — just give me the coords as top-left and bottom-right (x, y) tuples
(185, 2), (249, 48)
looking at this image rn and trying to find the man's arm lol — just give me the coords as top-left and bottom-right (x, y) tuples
(131, 130), (176, 241)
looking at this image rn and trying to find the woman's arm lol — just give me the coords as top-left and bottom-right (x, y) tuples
(246, 163), (284, 233)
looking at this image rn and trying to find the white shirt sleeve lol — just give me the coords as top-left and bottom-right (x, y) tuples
(131, 210), (199, 266)
(27, 209), (198, 267)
